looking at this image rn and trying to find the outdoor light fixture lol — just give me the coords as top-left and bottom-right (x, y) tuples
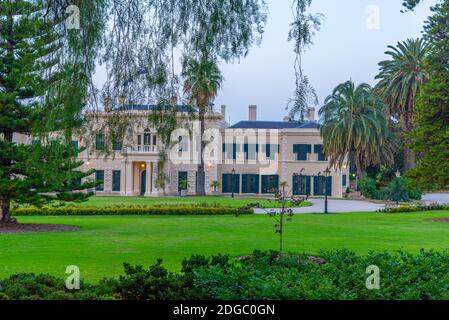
(141, 163), (146, 169)
(324, 167), (331, 214)
(86, 161), (90, 166)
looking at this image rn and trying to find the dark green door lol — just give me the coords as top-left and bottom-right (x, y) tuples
(141, 170), (147, 195)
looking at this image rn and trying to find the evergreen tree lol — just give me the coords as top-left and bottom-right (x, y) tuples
(407, 0), (449, 190)
(0, 0), (97, 223)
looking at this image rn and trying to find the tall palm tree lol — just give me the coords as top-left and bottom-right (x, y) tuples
(375, 38), (430, 170)
(319, 81), (395, 178)
(182, 57), (223, 196)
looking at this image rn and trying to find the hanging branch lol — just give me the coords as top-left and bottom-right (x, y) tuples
(287, 0), (324, 121)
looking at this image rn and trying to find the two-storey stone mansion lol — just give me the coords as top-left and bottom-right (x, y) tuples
(59, 104), (349, 198)
(11, 104), (349, 198)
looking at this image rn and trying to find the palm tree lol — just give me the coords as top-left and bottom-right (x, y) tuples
(375, 38), (430, 170)
(182, 57), (224, 196)
(319, 81), (396, 178)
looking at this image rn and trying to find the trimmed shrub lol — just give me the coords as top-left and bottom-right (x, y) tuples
(11, 206), (254, 217)
(379, 203), (449, 213)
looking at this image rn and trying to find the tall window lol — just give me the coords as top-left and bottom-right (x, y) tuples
(293, 144), (311, 161)
(223, 143), (239, 160)
(178, 171), (188, 191)
(95, 134), (105, 151)
(314, 144), (327, 161)
(112, 139), (122, 151)
(71, 141), (79, 152)
(144, 131), (151, 145)
(222, 173), (240, 194)
(293, 175), (311, 196)
(153, 135), (157, 146)
(95, 170), (104, 191)
(242, 174), (259, 194)
(244, 144), (258, 160)
(342, 175), (347, 187)
(261, 175), (279, 194)
(263, 144), (279, 160)
(112, 170), (121, 192)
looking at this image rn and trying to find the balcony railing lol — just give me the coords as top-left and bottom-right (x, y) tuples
(124, 145), (159, 154)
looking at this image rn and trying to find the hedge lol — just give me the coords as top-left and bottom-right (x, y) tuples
(379, 203), (449, 213)
(11, 206), (254, 216)
(3, 249), (449, 300)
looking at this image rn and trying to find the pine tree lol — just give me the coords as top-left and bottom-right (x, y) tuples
(407, 0), (449, 190)
(0, 0), (96, 223)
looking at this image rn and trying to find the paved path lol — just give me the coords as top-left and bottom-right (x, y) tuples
(422, 193), (449, 204)
(254, 199), (384, 214)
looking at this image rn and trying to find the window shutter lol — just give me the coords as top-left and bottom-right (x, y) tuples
(234, 174), (240, 193)
(242, 174), (248, 193)
(273, 175), (279, 192)
(95, 170), (104, 191)
(292, 176), (299, 195)
(262, 175), (267, 194)
(327, 176), (333, 196)
(306, 176), (311, 196)
(313, 176), (319, 196)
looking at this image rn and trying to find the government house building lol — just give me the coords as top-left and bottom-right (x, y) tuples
(14, 104), (350, 198)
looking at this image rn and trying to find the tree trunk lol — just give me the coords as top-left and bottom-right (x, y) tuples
(403, 92), (416, 171)
(0, 197), (12, 223)
(196, 111), (206, 196)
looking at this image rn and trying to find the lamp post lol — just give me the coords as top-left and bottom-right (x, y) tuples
(231, 168), (235, 198)
(324, 167), (331, 214)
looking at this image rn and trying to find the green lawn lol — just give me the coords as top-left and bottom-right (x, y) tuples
(2, 211), (449, 281)
(66, 196), (312, 208)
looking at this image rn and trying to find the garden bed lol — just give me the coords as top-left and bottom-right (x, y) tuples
(0, 223), (79, 234)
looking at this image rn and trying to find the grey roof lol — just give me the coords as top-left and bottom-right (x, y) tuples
(229, 121), (319, 130)
(120, 104), (196, 112)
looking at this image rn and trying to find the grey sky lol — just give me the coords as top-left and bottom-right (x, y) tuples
(214, 0), (435, 124)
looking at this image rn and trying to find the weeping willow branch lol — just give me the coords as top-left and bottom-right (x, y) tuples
(287, 0), (324, 121)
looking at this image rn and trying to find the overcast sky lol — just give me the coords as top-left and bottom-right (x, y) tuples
(213, 0), (435, 124)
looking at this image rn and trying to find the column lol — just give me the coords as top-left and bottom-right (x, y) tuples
(152, 161), (159, 195)
(143, 161), (151, 196)
(125, 161), (133, 196)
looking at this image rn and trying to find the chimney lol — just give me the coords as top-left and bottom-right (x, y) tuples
(307, 107), (316, 121)
(248, 105), (257, 121)
(221, 105), (226, 119)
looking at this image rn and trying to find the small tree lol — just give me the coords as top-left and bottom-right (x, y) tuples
(384, 178), (410, 204)
(210, 181), (220, 192)
(238, 187), (308, 257)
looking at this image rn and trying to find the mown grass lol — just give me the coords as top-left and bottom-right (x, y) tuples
(2, 211), (449, 280)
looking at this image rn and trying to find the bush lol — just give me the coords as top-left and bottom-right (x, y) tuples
(379, 203), (449, 213)
(4, 250), (449, 300)
(358, 177), (382, 199)
(11, 206), (254, 217)
(358, 177), (422, 202)
(0, 273), (115, 300)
